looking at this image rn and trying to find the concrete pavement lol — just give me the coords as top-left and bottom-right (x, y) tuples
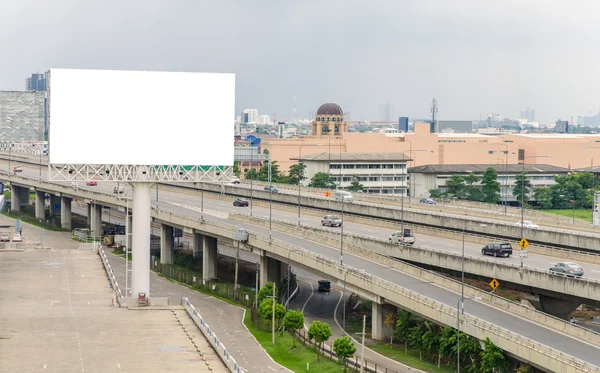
(0, 214), (227, 373)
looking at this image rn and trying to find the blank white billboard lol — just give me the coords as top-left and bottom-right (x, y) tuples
(48, 69), (235, 165)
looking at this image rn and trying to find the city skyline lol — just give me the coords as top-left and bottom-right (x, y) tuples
(1, 1), (599, 123)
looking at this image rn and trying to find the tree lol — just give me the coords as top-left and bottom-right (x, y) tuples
(438, 327), (457, 368)
(408, 323), (427, 361)
(480, 337), (510, 373)
(309, 172), (335, 189)
(421, 321), (441, 367)
(451, 332), (481, 373)
(383, 312), (397, 348)
(445, 175), (467, 199)
(286, 163), (307, 185)
(395, 310), (414, 355)
(245, 168), (258, 181)
(307, 320), (333, 360)
(534, 187), (553, 209)
(283, 310), (304, 347)
(428, 188), (445, 199)
(333, 336), (356, 371)
(233, 161), (241, 177)
(258, 282), (277, 304)
(258, 299), (286, 327)
(347, 175), (364, 192)
(258, 160), (282, 182)
(263, 149), (269, 155)
(481, 167), (501, 204)
(513, 172), (532, 206)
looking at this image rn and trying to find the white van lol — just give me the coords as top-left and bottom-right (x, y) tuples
(335, 190), (353, 203)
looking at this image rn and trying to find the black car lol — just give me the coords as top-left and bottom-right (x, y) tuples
(481, 243), (513, 258)
(318, 280), (331, 293)
(233, 198), (249, 207)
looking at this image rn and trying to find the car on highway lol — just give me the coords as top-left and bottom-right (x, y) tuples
(233, 198), (249, 207)
(389, 229), (416, 245)
(549, 262), (584, 278)
(318, 280), (331, 293)
(13, 166), (22, 173)
(481, 242), (513, 257)
(113, 185), (124, 194)
(335, 190), (353, 203)
(264, 185), (279, 193)
(515, 220), (539, 229)
(86, 181), (97, 186)
(0, 232), (9, 242)
(419, 198), (437, 205)
(231, 177), (241, 184)
(321, 215), (342, 227)
(12, 233), (22, 242)
(71, 182), (80, 189)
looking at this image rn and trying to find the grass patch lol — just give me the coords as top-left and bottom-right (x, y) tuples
(160, 275), (242, 307)
(544, 209), (592, 222)
(369, 344), (454, 373)
(243, 312), (345, 373)
(2, 210), (68, 232)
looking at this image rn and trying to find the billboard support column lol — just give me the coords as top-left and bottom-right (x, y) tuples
(131, 182), (151, 298)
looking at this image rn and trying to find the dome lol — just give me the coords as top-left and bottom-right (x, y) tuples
(316, 103), (343, 116)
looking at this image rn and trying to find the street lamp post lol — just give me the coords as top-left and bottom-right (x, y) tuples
(269, 154), (273, 239)
(400, 150), (428, 238)
(250, 149), (254, 217)
(286, 248), (302, 310)
(519, 155), (551, 268)
(297, 144), (322, 226)
(489, 144), (508, 214)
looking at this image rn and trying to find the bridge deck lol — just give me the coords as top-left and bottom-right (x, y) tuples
(0, 218), (227, 373)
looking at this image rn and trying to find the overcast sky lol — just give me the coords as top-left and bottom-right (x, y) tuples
(1, 0), (599, 123)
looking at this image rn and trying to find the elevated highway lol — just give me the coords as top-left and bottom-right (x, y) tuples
(2, 172), (600, 371)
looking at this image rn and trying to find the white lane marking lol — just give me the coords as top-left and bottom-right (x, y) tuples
(168, 202), (229, 219)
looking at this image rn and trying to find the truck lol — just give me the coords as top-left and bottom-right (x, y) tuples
(389, 228), (416, 245)
(335, 190), (353, 203)
(321, 215), (342, 227)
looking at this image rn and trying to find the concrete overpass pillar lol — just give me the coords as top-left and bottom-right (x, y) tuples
(91, 204), (102, 237)
(160, 224), (173, 264)
(125, 214), (132, 250)
(259, 251), (282, 288)
(60, 197), (72, 230)
(259, 252), (269, 288)
(202, 235), (218, 282)
(372, 301), (384, 340)
(193, 232), (203, 258)
(50, 194), (61, 217)
(524, 293), (580, 320)
(11, 185), (29, 212)
(35, 191), (45, 220)
(87, 204), (92, 229)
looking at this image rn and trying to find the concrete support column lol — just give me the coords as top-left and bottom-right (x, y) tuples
(259, 252), (282, 287)
(160, 224), (173, 264)
(35, 191), (45, 220)
(11, 185), (29, 212)
(193, 232), (203, 258)
(50, 194), (61, 216)
(60, 197), (72, 230)
(202, 235), (218, 282)
(131, 183), (151, 298)
(125, 214), (132, 250)
(91, 204), (102, 237)
(87, 204), (92, 229)
(372, 301), (384, 340)
(259, 251), (269, 288)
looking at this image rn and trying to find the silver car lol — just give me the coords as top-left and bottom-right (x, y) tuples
(549, 262), (584, 278)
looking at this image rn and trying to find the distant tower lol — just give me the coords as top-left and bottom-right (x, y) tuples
(430, 98), (438, 133)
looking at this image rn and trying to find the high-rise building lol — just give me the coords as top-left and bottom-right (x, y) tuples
(25, 72), (48, 91)
(520, 108), (535, 123)
(379, 103), (395, 122)
(243, 109), (259, 124)
(258, 114), (271, 125)
(398, 117), (409, 132)
(555, 119), (569, 133)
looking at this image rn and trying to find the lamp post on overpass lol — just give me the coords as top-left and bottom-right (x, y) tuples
(400, 150), (428, 238)
(297, 144), (323, 226)
(519, 155), (551, 268)
(456, 296), (482, 373)
(286, 248), (302, 311)
(489, 144), (509, 215)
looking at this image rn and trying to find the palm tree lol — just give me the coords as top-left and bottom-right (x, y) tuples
(421, 321), (441, 366)
(395, 310), (413, 355)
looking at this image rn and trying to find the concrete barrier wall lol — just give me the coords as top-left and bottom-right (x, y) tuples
(228, 214), (600, 349)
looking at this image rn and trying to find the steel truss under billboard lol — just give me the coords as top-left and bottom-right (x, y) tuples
(48, 164), (233, 182)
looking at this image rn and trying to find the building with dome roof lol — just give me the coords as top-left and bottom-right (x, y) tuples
(312, 103), (348, 136)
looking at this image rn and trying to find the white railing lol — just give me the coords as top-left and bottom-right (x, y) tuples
(98, 245), (124, 307)
(181, 297), (245, 373)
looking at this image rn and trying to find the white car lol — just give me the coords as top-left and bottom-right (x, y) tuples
(0, 232), (9, 242)
(71, 182), (80, 189)
(515, 220), (539, 229)
(12, 233), (22, 242)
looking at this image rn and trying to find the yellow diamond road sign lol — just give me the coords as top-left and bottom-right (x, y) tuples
(489, 279), (500, 290)
(519, 238), (529, 250)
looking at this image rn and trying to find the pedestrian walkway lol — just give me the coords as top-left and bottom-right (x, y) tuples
(0, 214), (226, 373)
(104, 249), (291, 373)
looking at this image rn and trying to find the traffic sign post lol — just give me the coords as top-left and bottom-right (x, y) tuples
(489, 279), (500, 290)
